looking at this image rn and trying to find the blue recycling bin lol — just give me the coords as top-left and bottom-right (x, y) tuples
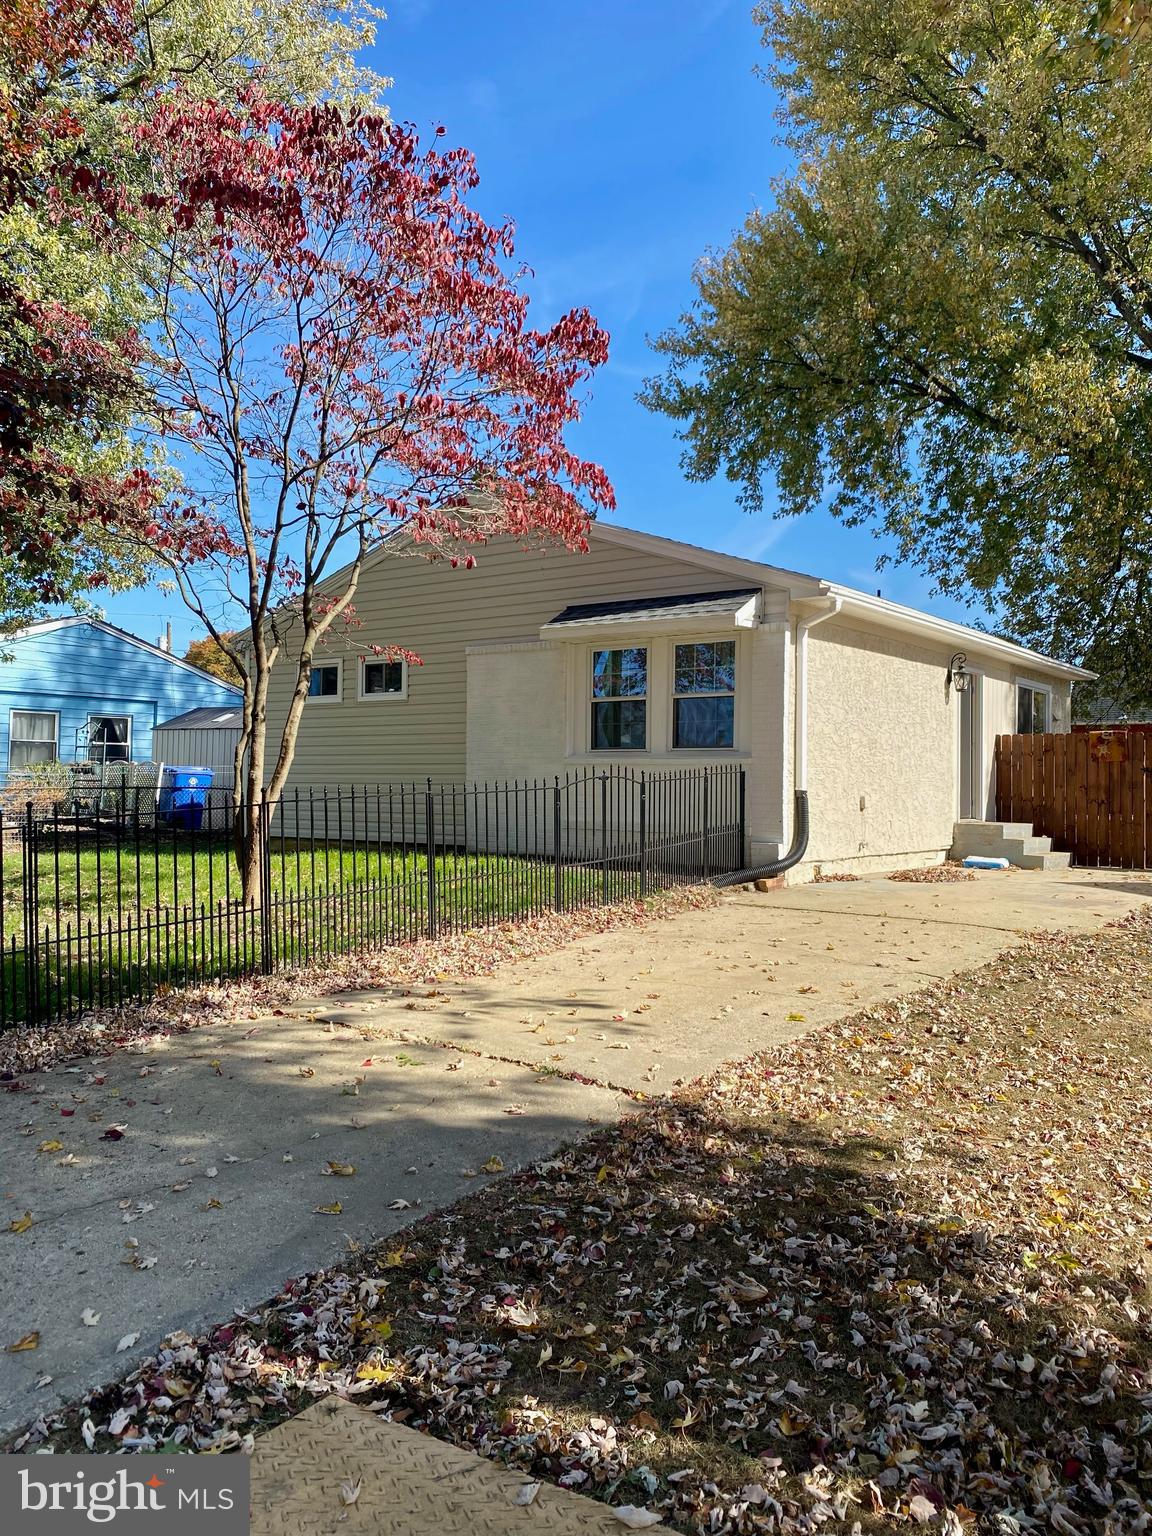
(158, 767), (215, 831)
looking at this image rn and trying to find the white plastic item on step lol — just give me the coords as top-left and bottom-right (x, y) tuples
(962, 855), (1010, 870)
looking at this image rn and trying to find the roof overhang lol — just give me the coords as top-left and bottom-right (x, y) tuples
(818, 588), (1097, 681)
(541, 588), (762, 643)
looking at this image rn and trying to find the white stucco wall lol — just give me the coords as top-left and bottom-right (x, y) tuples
(800, 621), (958, 875)
(465, 619), (790, 863)
(797, 623), (1076, 875)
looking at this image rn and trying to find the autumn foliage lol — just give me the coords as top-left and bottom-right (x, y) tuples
(130, 92), (612, 890)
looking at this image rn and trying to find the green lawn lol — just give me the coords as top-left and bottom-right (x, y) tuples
(3, 836), (636, 936)
(0, 833), (641, 1023)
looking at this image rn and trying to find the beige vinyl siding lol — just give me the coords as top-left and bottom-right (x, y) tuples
(262, 536), (740, 789)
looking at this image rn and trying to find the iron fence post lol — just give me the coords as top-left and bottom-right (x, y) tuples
(701, 770), (711, 881)
(638, 774), (648, 899)
(259, 793), (274, 975)
(600, 772), (609, 903)
(552, 780), (563, 912)
(425, 783), (438, 939)
(22, 801), (39, 1021)
(738, 767), (747, 869)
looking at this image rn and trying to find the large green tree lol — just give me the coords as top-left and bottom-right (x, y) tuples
(644, 0), (1152, 709)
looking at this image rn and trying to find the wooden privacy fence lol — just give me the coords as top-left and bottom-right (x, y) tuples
(995, 730), (1152, 869)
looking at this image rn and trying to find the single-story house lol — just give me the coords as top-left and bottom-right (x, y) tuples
(0, 617), (241, 775)
(262, 521), (1093, 878)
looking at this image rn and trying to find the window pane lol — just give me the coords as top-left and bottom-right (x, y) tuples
(363, 661), (404, 695)
(1016, 688), (1032, 734)
(10, 741), (56, 769)
(592, 700), (646, 750)
(592, 648), (646, 700)
(12, 712), (56, 743)
(673, 641), (735, 694)
(1034, 691), (1048, 732)
(674, 695), (734, 749)
(88, 717), (130, 762)
(308, 665), (340, 697)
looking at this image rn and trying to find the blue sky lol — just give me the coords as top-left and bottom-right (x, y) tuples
(97, 0), (985, 652)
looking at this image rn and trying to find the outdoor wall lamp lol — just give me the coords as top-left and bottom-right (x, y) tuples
(948, 652), (971, 694)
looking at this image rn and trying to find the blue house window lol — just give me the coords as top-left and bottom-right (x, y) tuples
(87, 715), (131, 763)
(9, 711), (59, 771)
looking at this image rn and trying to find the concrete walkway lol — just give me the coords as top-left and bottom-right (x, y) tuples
(1, 866), (1146, 1436)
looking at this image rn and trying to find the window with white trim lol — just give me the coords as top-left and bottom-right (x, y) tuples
(359, 658), (407, 699)
(1016, 682), (1050, 734)
(87, 714), (131, 763)
(673, 640), (736, 748)
(9, 710), (59, 770)
(591, 647), (647, 750)
(306, 661), (342, 701)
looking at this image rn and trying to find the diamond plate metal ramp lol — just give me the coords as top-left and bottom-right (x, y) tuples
(250, 1398), (636, 1534)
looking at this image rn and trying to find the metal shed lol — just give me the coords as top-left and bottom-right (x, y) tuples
(151, 705), (243, 786)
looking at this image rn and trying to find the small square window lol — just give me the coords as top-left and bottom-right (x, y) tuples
(360, 659), (406, 699)
(307, 663), (342, 700)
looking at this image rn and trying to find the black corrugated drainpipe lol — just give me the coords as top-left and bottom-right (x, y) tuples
(714, 789), (809, 886)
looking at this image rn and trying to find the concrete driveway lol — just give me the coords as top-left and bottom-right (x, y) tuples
(1, 865), (1147, 1436)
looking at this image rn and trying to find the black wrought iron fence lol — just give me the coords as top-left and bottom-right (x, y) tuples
(0, 765), (745, 1029)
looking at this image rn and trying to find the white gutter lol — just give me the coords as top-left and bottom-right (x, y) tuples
(794, 597), (842, 793)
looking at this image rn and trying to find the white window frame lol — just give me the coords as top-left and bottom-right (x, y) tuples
(86, 712), (133, 763)
(9, 709), (60, 771)
(305, 657), (344, 704)
(565, 633), (750, 759)
(671, 639), (737, 751)
(1016, 679), (1053, 735)
(589, 645), (649, 752)
(358, 656), (408, 701)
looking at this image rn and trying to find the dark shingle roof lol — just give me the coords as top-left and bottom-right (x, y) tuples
(546, 588), (761, 627)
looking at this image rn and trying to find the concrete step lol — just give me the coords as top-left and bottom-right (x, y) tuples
(953, 820), (1034, 841)
(959, 834), (1053, 857)
(1016, 850), (1073, 871)
(950, 819), (1071, 870)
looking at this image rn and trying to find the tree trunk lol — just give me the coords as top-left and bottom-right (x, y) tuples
(234, 654), (270, 906)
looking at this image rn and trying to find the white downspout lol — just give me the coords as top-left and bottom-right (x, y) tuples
(794, 596), (842, 794)
(713, 591), (843, 886)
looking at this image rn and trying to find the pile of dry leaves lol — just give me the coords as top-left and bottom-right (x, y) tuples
(887, 864), (977, 884)
(13, 908), (1152, 1534)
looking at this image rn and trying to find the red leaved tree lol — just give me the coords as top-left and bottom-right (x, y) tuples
(133, 94), (613, 896)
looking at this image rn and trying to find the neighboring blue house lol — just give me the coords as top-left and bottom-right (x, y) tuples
(0, 618), (240, 774)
